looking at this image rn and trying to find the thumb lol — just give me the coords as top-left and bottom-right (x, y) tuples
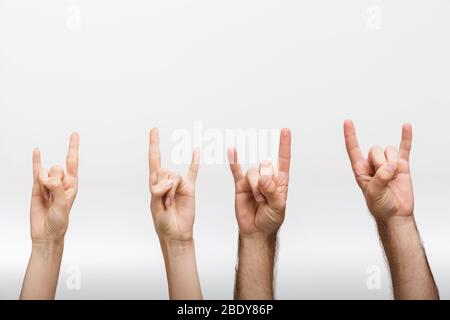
(258, 161), (282, 206)
(165, 174), (182, 208)
(39, 173), (67, 210)
(151, 179), (173, 211)
(367, 161), (398, 195)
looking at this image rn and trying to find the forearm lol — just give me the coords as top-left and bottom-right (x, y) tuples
(234, 233), (277, 300)
(160, 239), (203, 300)
(20, 241), (64, 300)
(377, 216), (439, 300)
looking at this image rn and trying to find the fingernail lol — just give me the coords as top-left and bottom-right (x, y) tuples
(260, 161), (273, 176)
(165, 180), (173, 187)
(165, 197), (172, 207)
(387, 162), (398, 172)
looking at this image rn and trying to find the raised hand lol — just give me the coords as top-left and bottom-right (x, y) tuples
(148, 128), (202, 300)
(344, 120), (413, 222)
(344, 120), (438, 300)
(229, 129), (291, 300)
(228, 129), (291, 237)
(30, 133), (80, 244)
(21, 133), (79, 300)
(148, 128), (200, 242)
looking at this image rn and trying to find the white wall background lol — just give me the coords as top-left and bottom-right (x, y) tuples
(0, 0), (449, 299)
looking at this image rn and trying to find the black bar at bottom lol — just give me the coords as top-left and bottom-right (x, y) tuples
(0, 300), (445, 319)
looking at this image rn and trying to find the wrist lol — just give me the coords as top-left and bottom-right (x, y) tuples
(376, 215), (418, 247)
(31, 239), (65, 258)
(375, 215), (415, 231)
(156, 230), (193, 244)
(239, 231), (278, 248)
(160, 238), (195, 257)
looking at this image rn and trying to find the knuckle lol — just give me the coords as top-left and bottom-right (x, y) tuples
(51, 165), (64, 172)
(369, 145), (382, 153)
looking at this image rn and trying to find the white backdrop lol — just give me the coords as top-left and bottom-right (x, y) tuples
(1, 0), (450, 299)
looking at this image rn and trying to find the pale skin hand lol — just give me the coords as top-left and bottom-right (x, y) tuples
(344, 120), (439, 300)
(149, 128), (202, 300)
(20, 133), (79, 300)
(228, 128), (291, 300)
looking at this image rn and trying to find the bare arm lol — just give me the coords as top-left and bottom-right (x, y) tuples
(160, 239), (202, 300)
(377, 217), (439, 299)
(234, 233), (277, 300)
(20, 241), (64, 300)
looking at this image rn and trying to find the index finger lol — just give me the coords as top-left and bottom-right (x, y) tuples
(344, 120), (364, 166)
(278, 128), (291, 176)
(399, 123), (413, 161)
(227, 147), (244, 182)
(66, 132), (79, 178)
(149, 128), (161, 175)
(32, 148), (42, 196)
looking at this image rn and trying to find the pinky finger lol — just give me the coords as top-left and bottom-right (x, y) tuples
(32, 148), (42, 196)
(187, 148), (201, 183)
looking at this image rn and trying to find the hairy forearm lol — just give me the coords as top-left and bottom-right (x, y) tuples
(377, 216), (439, 300)
(20, 241), (64, 300)
(160, 239), (203, 300)
(234, 233), (277, 300)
